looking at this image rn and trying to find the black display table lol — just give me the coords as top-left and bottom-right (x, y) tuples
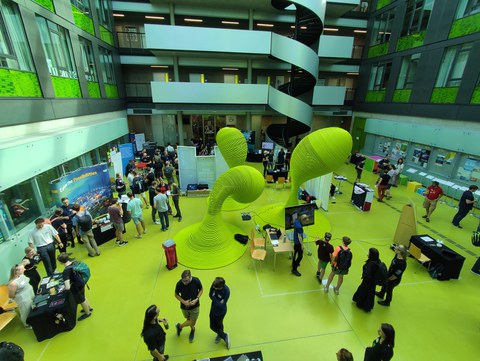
(246, 153), (263, 162)
(267, 170), (288, 182)
(410, 235), (466, 280)
(27, 274), (77, 342)
(196, 350), (262, 361)
(351, 182), (374, 211)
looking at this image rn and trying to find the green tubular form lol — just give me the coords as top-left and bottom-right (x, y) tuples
(216, 127), (247, 168)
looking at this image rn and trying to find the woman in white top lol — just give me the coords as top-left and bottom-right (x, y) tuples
(393, 158), (405, 186)
(8, 264), (35, 328)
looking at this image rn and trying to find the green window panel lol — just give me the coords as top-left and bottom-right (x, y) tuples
(100, 25), (114, 46)
(0, 69), (42, 97)
(33, 0), (54, 12)
(368, 42), (389, 58)
(396, 31), (426, 52)
(471, 87), (480, 104)
(87, 81), (101, 98)
(430, 87), (459, 104)
(449, 12), (480, 39)
(105, 84), (118, 98)
(51, 76), (81, 98)
(376, 0), (391, 10)
(365, 90), (386, 102)
(393, 89), (412, 103)
(72, 5), (94, 35)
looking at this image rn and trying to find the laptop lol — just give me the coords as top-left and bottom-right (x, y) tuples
(269, 229), (282, 240)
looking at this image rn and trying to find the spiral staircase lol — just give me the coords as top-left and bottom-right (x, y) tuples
(266, 0), (324, 148)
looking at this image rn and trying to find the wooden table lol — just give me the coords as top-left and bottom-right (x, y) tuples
(266, 228), (293, 270)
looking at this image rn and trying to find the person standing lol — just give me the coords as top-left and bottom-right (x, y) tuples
(170, 183), (182, 222)
(452, 185), (478, 228)
(175, 270), (203, 343)
(108, 198), (128, 247)
(423, 181), (443, 222)
(125, 159), (135, 177)
(72, 204), (100, 257)
(393, 158), (404, 186)
(336, 349), (354, 361)
(325, 236), (353, 295)
(141, 305), (170, 361)
(292, 214), (308, 277)
(60, 197), (77, 247)
(376, 154), (390, 173)
(127, 192), (147, 238)
(154, 188), (170, 231)
(50, 208), (69, 252)
(28, 218), (63, 276)
(355, 159), (365, 182)
(22, 247), (41, 293)
(7, 264), (35, 328)
(384, 165), (396, 200)
(57, 253), (93, 321)
(149, 181), (160, 224)
(164, 161), (175, 185)
(375, 170), (391, 202)
(0, 342), (24, 361)
(352, 248), (381, 312)
(277, 148), (285, 167)
(376, 245), (407, 307)
(132, 171), (149, 209)
(262, 151), (269, 177)
(209, 277), (231, 349)
(315, 232), (334, 284)
(115, 173), (127, 196)
(364, 323), (395, 361)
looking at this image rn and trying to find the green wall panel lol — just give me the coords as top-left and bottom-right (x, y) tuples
(376, 0), (391, 10)
(449, 13), (480, 39)
(430, 87), (458, 104)
(34, 0), (54, 12)
(105, 84), (118, 98)
(0, 69), (42, 97)
(72, 5), (94, 35)
(396, 31), (425, 51)
(393, 89), (412, 103)
(471, 87), (480, 104)
(51, 76), (82, 98)
(367, 42), (389, 58)
(365, 90), (386, 102)
(100, 25), (114, 46)
(87, 81), (101, 98)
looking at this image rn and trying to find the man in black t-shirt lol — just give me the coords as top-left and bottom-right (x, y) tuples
(142, 305), (169, 361)
(376, 170), (391, 202)
(376, 245), (407, 306)
(174, 270), (203, 343)
(315, 232), (334, 283)
(61, 197), (78, 247)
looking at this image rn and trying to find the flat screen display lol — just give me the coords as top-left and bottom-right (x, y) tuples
(262, 142), (274, 150)
(284, 203), (315, 230)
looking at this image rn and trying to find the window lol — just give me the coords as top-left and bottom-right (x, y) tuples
(99, 46), (115, 84)
(36, 16), (77, 79)
(455, 0), (480, 18)
(397, 53), (421, 89)
(71, 0), (91, 15)
(1, 179), (41, 229)
(79, 37), (97, 82)
(0, 0), (34, 71)
(95, 0), (112, 30)
(401, 0), (435, 36)
(435, 43), (472, 88)
(368, 61), (392, 90)
(372, 9), (395, 45)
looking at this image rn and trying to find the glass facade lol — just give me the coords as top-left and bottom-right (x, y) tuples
(368, 61), (392, 90)
(435, 43), (472, 88)
(401, 0), (435, 36)
(99, 46), (116, 84)
(372, 9), (395, 45)
(455, 0), (480, 18)
(397, 53), (421, 89)
(79, 37), (97, 82)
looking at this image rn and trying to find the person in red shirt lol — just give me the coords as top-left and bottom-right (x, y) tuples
(422, 181), (443, 222)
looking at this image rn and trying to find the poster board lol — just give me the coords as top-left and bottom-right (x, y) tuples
(393, 203), (417, 247)
(305, 173), (333, 211)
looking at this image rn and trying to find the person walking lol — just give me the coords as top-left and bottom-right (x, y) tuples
(292, 214), (308, 277)
(141, 305), (170, 361)
(108, 198), (128, 247)
(325, 236), (353, 295)
(423, 181), (443, 222)
(127, 192), (147, 238)
(376, 245), (407, 307)
(57, 253), (93, 321)
(315, 232), (334, 284)
(352, 248), (381, 312)
(72, 204), (100, 257)
(175, 270), (203, 343)
(452, 185), (478, 228)
(209, 277), (230, 349)
(7, 264), (35, 328)
(170, 183), (182, 222)
(355, 159), (365, 182)
(364, 323), (395, 361)
(28, 218), (64, 276)
(375, 170), (391, 202)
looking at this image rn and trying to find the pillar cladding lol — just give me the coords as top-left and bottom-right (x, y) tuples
(216, 127), (247, 168)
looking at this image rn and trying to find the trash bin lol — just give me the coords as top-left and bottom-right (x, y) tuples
(162, 240), (177, 270)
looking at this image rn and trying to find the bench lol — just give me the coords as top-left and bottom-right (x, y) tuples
(0, 284), (18, 331)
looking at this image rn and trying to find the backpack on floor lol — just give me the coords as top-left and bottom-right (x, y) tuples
(234, 234), (248, 245)
(71, 261), (91, 288)
(374, 261), (388, 286)
(336, 246), (352, 271)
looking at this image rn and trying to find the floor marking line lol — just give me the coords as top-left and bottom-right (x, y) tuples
(35, 338), (52, 361)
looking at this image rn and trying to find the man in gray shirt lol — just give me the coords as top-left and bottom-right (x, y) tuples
(154, 188), (169, 231)
(28, 218), (63, 276)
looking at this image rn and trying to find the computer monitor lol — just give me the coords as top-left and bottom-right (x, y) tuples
(262, 142), (274, 150)
(284, 203), (315, 230)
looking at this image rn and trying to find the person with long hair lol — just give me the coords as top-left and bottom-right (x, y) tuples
(7, 264), (35, 328)
(352, 248), (380, 312)
(209, 277), (230, 349)
(141, 305), (169, 361)
(337, 348), (354, 361)
(22, 247), (41, 293)
(364, 323), (395, 361)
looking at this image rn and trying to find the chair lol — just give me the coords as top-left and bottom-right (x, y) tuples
(251, 228), (266, 249)
(409, 243), (431, 272)
(250, 236), (267, 266)
(276, 177), (286, 189)
(265, 174), (274, 184)
(0, 285), (18, 331)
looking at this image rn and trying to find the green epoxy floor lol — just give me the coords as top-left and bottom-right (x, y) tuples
(3, 162), (479, 361)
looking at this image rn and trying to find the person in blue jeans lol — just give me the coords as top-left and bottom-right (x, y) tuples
(292, 214), (308, 277)
(28, 218), (63, 276)
(452, 185), (478, 228)
(154, 188), (169, 231)
(209, 277), (231, 349)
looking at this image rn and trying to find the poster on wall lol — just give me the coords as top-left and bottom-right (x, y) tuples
(391, 142), (408, 160)
(377, 140), (391, 154)
(119, 143), (134, 176)
(412, 148), (431, 168)
(49, 163), (113, 218)
(435, 151), (456, 167)
(457, 157), (480, 182)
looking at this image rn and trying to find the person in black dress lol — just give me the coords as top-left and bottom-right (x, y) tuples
(141, 305), (169, 361)
(353, 248), (380, 312)
(376, 245), (407, 306)
(22, 246), (41, 293)
(364, 323), (395, 361)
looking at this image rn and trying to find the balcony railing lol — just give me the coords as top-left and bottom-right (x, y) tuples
(125, 83), (152, 98)
(117, 31), (147, 49)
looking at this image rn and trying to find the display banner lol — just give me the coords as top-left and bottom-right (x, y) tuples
(49, 163), (112, 218)
(119, 143), (134, 176)
(110, 150), (123, 177)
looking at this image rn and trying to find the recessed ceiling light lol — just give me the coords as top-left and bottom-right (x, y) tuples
(291, 25), (307, 29)
(324, 27), (338, 32)
(222, 21), (239, 25)
(222, 67), (239, 71)
(184, 18), (203, 22)
(151, 65), (169, 68)
(347, 72), (359, 75)
(113, 13), (125, 17)
(257, 23), (274, 27)
(145, 16), (165, 20)
(354, 29), (367, 33)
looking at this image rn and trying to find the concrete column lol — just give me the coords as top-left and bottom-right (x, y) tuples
(177, 111), (184, 145)
(246, 112), (252, 130)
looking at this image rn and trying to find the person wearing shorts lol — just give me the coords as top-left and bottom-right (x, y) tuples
(108, 198), (128, 247)
(127, 192), (147, 239)
(175, 270), (203, 343)
(315, 232), (334, 284)
(325, 236), (352, 295)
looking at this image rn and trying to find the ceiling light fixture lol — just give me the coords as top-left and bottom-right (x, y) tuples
(113, 13), (125, 17)
(324, 27), (338, 32)
(257, 23), (274, 27)
(347, 72), (359, 75)
(222, 20), (240, 25)
(354, 29), (367, 33)
(151, 65), (169, 68)
(184, 18), (203, 22)
(222, 67), (239, 71)
(145, 15), (165, 20)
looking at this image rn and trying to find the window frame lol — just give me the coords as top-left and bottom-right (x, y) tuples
(368, 60), (392, 91)
(401, 0), (435, 36)
(372, 9), (395, 45)
(435, 43), (472, 88)
(79, 36), (97, 82)
(397, 53), (421, 89)
(99, 46), (116, 85)
(456, 0), (480, 18)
